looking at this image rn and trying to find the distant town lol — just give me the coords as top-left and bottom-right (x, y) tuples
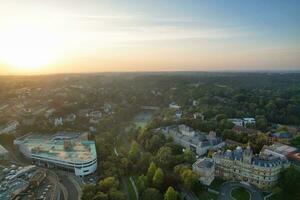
(0, 72), (300, 200)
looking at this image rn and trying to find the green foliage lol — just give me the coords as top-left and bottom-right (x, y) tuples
(277, 167), (300, 200)
(108, 188), (127, 200)
(141, 188), (163, 200)
(129, 140), (140, 161)
(152, 168), (164, 188)
(164, 187), (179, 200)
(174, 165), (198, 190)
(93, 192), (109, 200)
(155, 146), (174, 169)
(215, 114), (227, 122)
(81, 185), (97, 200)
(99, 177), (119, 192)
(137, 175), (148, 193)
(183, 149), (196, 164)
(290, 136), (300, 148)
(256, 116), (268, 131)
(147, 162), (157, 181)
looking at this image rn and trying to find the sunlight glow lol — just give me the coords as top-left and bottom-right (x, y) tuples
(0, 19), (62, 73)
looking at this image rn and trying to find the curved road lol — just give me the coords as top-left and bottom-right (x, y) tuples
(59, 174), (78, 200)
(218, 182), (263, 200)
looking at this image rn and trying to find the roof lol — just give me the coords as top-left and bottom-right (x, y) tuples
(271, 132), (291, 139)
(267, 142), (297, 155)
(194, 158), (214, 169)
(214, 146), (287, 168)
(243, 118), (255, 121)
(16, 134), (96, 163)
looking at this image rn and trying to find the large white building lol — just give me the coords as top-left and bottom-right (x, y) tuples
(161, 125), (225, 156)
(212, 145), (289, 189)
(192, 158), (215, 185)
(14, 133), (97, 176)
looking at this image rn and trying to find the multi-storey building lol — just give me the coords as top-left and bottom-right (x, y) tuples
(192, 158), (215, 186)
(14, 133), (97, 176)
(212, 145), (289, 190)
(161, 124), (225, 156)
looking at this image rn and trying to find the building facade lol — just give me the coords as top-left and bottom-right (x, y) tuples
(213, 145), (289, 190)
(192, 158), (215, 186)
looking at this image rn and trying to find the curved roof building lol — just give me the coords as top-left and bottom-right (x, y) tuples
(14, 133), (97, 176)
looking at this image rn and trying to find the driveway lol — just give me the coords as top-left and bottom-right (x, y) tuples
(218, 182), (263, 200)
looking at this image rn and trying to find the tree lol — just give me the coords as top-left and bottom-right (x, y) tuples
(164, 187), (179, 200)
(181, 169), (198, 190)
(155, 146), (174, 169)
(99, 177), (119, 192)
(81, 185), (96, 200)
(215, 114), (227, 122)
(129, 140), (140, 161)
(141, 188), (163, 200)
(137, 175), (148, 193)
(147, 162), (157, 181)
(145, 134), (165, 153)
(183, 149), (196, 164)
(136, 152), (152, 173)
(256, 115), (268, 131)
(291, 136), (300, 148)
(108, 189), (127, 200)
(153, 168), (164, 188)
(278, 167), (300, 200)
(93, 192), (108, 200)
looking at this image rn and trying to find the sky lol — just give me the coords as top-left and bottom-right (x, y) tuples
(0, 0), (299, 75)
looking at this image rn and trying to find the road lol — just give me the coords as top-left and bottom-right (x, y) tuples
(218, 182), (263, 200)
(180, 187), (199, 200)
(59, 174), (78, 200)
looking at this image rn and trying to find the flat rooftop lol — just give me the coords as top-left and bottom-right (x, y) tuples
(17, 134), (96, 163)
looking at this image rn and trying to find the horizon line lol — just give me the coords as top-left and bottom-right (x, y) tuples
(1, 69), (300, 77)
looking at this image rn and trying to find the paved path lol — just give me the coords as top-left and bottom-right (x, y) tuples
(130, 177), (139, 200)
(218, 182), (263, 200)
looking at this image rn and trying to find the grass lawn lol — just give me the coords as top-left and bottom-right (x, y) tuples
(124, 177), (138, 200)
(231, 187), (250, 200)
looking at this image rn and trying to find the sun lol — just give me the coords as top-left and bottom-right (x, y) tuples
(0, 20), (61, 73)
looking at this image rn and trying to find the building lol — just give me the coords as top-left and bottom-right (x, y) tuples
(14, 133), (97, 176)
(268, 132), (292, 144)
(169, 102), (181, 109)
(161, 125), (225, 156)
(0, 145), (8, 159)
(228, 118), (256, 127)
(228, 118), (244, 127)
(175, 110), (183, 119)
(192, 158), (215, 185)
(88, 110), (102, 119)
(243, 118), (256, 126)
(54, 117), (63, 126)
(0, 120), (19, 134)
(232, 126), (259, 136)
(193, 112), (204, 120)
(261, 142), (300, 168)
(65, 113), (77, 122)
(213, 145), (290, 190)
(45, 108), (56, 118)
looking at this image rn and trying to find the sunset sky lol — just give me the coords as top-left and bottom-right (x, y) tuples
(0, 0), (299, 75)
